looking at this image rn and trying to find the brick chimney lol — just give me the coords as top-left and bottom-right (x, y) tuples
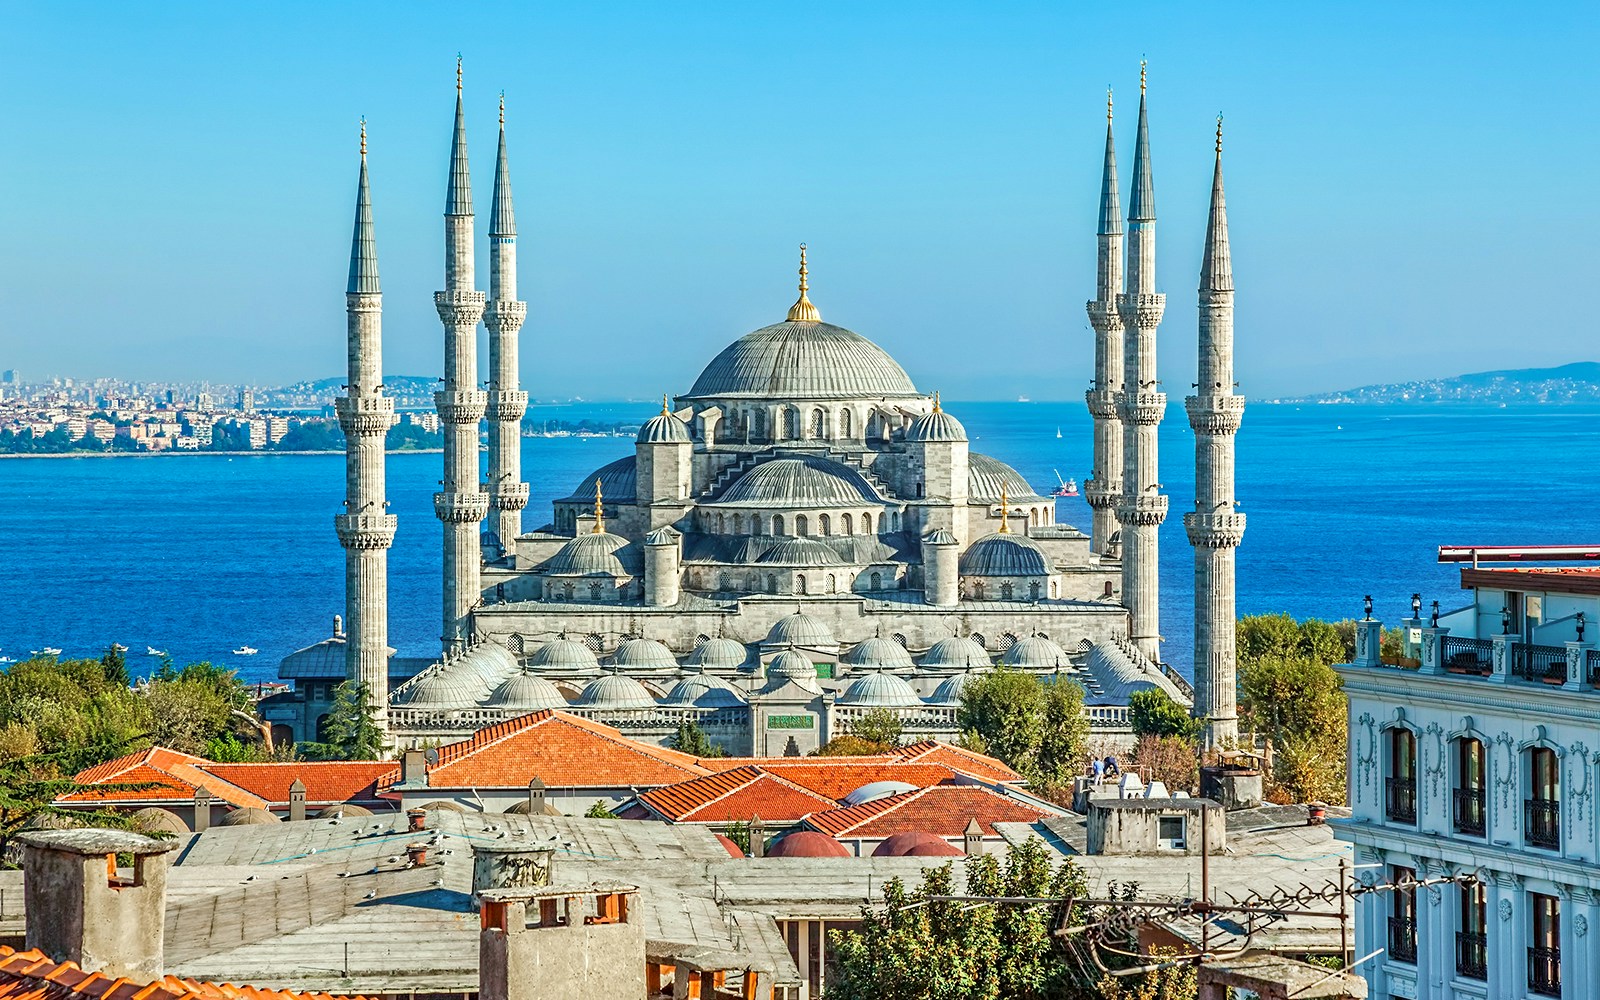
(17, 829), (179, 982)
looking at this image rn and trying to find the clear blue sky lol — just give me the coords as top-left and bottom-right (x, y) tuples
(2, 2), (1596, 399)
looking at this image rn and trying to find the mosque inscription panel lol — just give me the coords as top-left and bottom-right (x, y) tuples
(767, 715), (815, 730)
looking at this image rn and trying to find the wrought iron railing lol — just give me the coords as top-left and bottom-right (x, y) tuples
(1388, 916), (1417, 964)
(1525, 798), (1561, 849)
(1512, 642), (1568, 684)
(1529, 946), (1561, 997)
(1441, 636), (1494, 673)
(1456, 931), (1488, 981)
(1452, 787), (1486, 836)
(1386, 777), (1417, 824)
(1587, 648), (1600, 687)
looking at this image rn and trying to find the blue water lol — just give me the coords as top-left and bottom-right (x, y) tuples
(4, 401), (1597, 683)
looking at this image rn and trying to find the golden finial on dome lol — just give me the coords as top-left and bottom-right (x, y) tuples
(786, 243), (820, 323)
(456, 55), (463, 95)
(592, 478), (605, 534)
(933, 391), (942, 413)
(661, 393), (670, 416)
(998, 484), (1010, 533)
(1140, 59), (1147, 95)
(359, 117), (367, 159)
(1215, 112), (1223, 154)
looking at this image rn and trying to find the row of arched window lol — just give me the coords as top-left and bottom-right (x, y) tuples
(702, 509), (906, 536)
(717, 403), (910, 445)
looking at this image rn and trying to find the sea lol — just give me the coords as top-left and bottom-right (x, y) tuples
(4, 401), (1597, 685)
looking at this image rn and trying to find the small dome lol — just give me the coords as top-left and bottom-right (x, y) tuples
(610, 638), (679, 670)
(129, 807), (190, 835)
(758, 538), (846, 566)
(687, 637), (750, 671)
(683, 320), (920, 401)
(419, 800), (467, 812)
(219, 807), (280, 827)
(713, 456), (883, 508)
(959, 533), (1051, 578)
(662, 673), (748, 709)
(842, 637), (914, 671)
(838, 671), (923, 708)
(715, 833), (746, 858)
(644, 526), (681, 546)
(543, 532), (639, 577)
(574, 673), (657, 710)
(455, 644), (521, 686)
(968, 453), (1048, 502)
(906, 408), (967, 443)
(843, 781), (920, 806)
(486, 671), (568, 712)
(637, 411), (691, 444)
(504, 799), (564, 816)
(872, 831), (962, 857)
(768, 649), (818, 681)
(315, 804), (373, 819)
(929, 672), (977, 705)
(920, 637), (991, 670)
(767, 830), (850, 858)
(766, 612), (836, 648)
(922, 528), (958, 546)
(530, 639), (601, 673)
(999, 636), (1070, 670)
(391, 668), (485, 707)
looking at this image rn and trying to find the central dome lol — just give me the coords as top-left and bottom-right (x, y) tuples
(683, 321), (920, 400)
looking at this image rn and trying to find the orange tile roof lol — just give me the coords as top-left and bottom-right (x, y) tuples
(740, 761), (968, 801)
(59, 749), (266, 810)
(803, 784), (1055, 838)
(197, 763), (396, 806)
(697, 742), (1021, 786)
(635, 766), (838, 823)
(0, 947), (370, 1000)
(376, 711), (712, 792)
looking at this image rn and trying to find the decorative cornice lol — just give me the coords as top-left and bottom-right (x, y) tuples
(1116, 492), (1168, 526)
(434, 390), (489, 423)
(335, 512), (398, 550)
(434, 491), (490, 523)
(1183, 511), (1246, 547)
(1184, 394), (1245, 434)
(1117, 391), (1166, 425)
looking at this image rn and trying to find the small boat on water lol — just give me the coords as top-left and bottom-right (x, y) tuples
(0, 656), (12, 664)
(1051, 470), (1079, 498)
(111, 643), (128, 652)
(233, 646), (259, 656)
(1055, 427), (1062, 439)
(30, 647), (63, 657)
(146, 646), (166, 657)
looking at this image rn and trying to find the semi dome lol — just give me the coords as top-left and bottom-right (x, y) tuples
(758, 537), (845, 566)
(610, 638), (679, 670)
(315, 804), (373, 818)
(683, 320), (919, 400)
(968, 453), (1048, 502)
(767, 830), (850, 858)
(766, 612), (835, 647)
(530, 638), (601, 673)
(920, 636), (991, 670)
(455, 643), (521, 686)
(999, 635), (1070, 670)
(905, 408), (967, 443)
(767, 649), (818, 681)
(544, 532), (639, 577)
(574, 673), (657, 710)
(687, 637), (750, 671)
(837, 671), (923, 708)
(842, 637), (915, 671)
(713, 456), (882, 508)
(959, 533), (1051, 577)
(662, 673), (748, 709)
(129, 807), (190, 836)
(486, 671), (568, 712)
(561, 455), (637, 503)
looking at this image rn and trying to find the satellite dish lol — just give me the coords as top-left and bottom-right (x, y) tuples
(423, 748), (440, 766)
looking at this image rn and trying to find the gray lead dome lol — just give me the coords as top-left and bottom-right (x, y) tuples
(959, 533), (1051, 577)
(683, 321), (920, 400)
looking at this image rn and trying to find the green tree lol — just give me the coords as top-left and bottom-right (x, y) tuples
(142, 678), (231, 755)
(0, 742), (161, 865)
(99, 646), (129, 688)
(1237, 614), (1350, 804)
(958, 669), (1087, 788)
(667, 719), (725, 758)
(299, 681), (386, 761)
(584, 800), (617, 819)
(849, 708), (904, 749)
(1127, 688), (1199, 740)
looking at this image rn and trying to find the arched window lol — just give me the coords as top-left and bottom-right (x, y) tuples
(826, 574), (837, 594)
(717, 513), (726, 534)
(840, 408), (853, 438)
(862, 512), (873, 534)
(796, 574), (808, 595)
(870, 572), (882, 590)
(787, 407), (802, 440)
(970, 632), (987, 649)
(796, 515), (809, 536)
(752, 515), (764, 535)
(508, 634), (524, 655)
(733, 514), (744, 534)
(1453, 737), (1486, 836)
(773, 514), (785, 536)
(745, 572), (757, 591)
(589, 582), (603, 601)
(819, 513), (831, 536)
(719, 572), (732, 591)
(752, 409), (765, 440)
(1527, 745), (1560, 849)
(1386, 727), (1417, 824)
(1051, 581), (1059, 598)
(891, 511), (901, 530)
(1000, 583), (1014, 600)
(811, 408), (825, 438)
(840, 512), (853, 534)
(767, 574), (778, 593)
(974, 582), (986, 600)
(563, 582), (575, 600)
(892, 633), (907, 648)
(1031, 507), (1039, 526)
(1029, 582), (1041, 600)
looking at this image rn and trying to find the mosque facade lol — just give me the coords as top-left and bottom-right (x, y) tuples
(264, 63), (1244, 754)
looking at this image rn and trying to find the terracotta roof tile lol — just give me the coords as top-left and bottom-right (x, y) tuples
(59, 750), (266, 810)
(0, 948), (371, 1000)
(722, 760), (968, 801)
(196, 763), (395, 806)
(636, 766), (837, 823)
(376, 711), (712, 791)
(803, 784), (1055, 838)
(891, 741), (1023, 783)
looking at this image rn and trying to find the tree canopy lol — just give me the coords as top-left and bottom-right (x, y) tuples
(848, 707), (904, 749)
(957, 668), (1087, 788)
(667, 719), (725, 758)
(1236, 614), (1349, 804)
(298, 681), (386, 761)
(1127, 688), (1199, 741)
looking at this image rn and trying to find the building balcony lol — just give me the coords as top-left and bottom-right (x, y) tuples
(1440, 636), (1493, 674)
(1529, 946), (1561, 997)
(1388, 916), (1417, 964)
(1512, 642), (1569, 684)
(1525, 798), (1560, 849)
(1452, 787), (1486, 836)
(1456, 931), (1488, 981)
(1385, 778), (1417, 824)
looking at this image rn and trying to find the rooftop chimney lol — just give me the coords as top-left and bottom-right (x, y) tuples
(288, 778), (307, 822)
(17, 829), (178, 982)
(479, 883), (643, 1000)
(962, 818), (983, 856)
(333, 614), (344, 637)
(526, 776), (546, 816)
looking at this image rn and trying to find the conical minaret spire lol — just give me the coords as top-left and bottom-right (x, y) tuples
(1114, 61), (1168, 663)
(434, 58), (489, 656)
(1186, 115), (1245, 747)
(484, 91), (530, 553)
(1083, 87), (1125, 555)
(335, 119), (397, 737)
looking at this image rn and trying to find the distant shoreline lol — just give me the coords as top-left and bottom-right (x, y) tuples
(0, 448), (445, 460)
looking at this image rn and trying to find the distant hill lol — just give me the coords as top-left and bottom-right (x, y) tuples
(261, 375), (439, 409)
(1284, 362), (1600, 404)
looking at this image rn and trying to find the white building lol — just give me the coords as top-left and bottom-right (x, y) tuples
(1335, 545), (1600, 1000)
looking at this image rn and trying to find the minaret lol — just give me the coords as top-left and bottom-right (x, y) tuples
(335, 120), (397, 734)
(1083, 88), (1125, 556)
(1185, 116), (1245, 746)
(434, 58), (489, 655)
(484, 92), (529, 553)
(1115, 63), (1168, 662)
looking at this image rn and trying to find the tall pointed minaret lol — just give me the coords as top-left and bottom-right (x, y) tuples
(335, 120), (397, 734)
(1083, 88), (1125, 556)
(1114, 62), (1168, 662)
(433, 58), (489, 655)
(484, 92), (529, 553)
(1186, 116), (1245, 746)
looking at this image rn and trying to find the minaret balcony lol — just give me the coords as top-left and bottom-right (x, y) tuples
(1119, 392), (1167, 425)
(1085, 301), (1123, 331)
(434, 390), (489, 423)
(434, 491), (490, 524)
(1183, 510), (1247, 548)
(335, 396), (397, 435)
(434, 289), (487, 326)
(1083, 477), (1122, 510)
(483, 300), (528, 331)
(335, 512), (398, 550)
(1114, 292), (1166, 328)
(486, 390), (529, 421)
(1084, 389), (1119, 419)
(487, 482), (531, 511)
(1184, 395), (1246, 434)
(1116, 493), (1168, 526)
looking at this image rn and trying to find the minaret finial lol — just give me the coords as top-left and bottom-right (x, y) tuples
(1107, 87), (1113, 123)
(998, 484), (1010, 533)
(592, 478), (605, 533)
(1215, 113), (1223, 154)
(359, 117), (367, 159)
(933, 390), (942, 413)
(661, 393), (670, 416)
(499, 91), (505, 128)
(1140, 59), (1147, 95)
(456, 54), (463, 95)
(786, 243), (820, 322)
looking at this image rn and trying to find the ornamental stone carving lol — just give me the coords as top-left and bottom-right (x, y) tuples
(482, 299), (528, 331)
(1085, 301), (1123, 332)
(434, 491), (491, 523)
(1499, 898), (1513, 921)
(1577, 914), (1589, 938)
(1119, 391), (1167, 426)
(1355, 712), (1377, 802)
(335, 396), (398, 435)
(486, 390), (529, 421)
(334, 512), (398, 550)
(1116, 493), (1169, 527)
(434, 390), (489, 424)
(1115, 291), (1166, 329)
(1182, 511), (1246, 548)
(487, 482), (531, 511)
(434, 289), (487, 325)
(1083, 478), (1122, 510)
(1183, 394), (1246, 434)
(345, 292), (382, 313)
(1084, 388), (1119, 419)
